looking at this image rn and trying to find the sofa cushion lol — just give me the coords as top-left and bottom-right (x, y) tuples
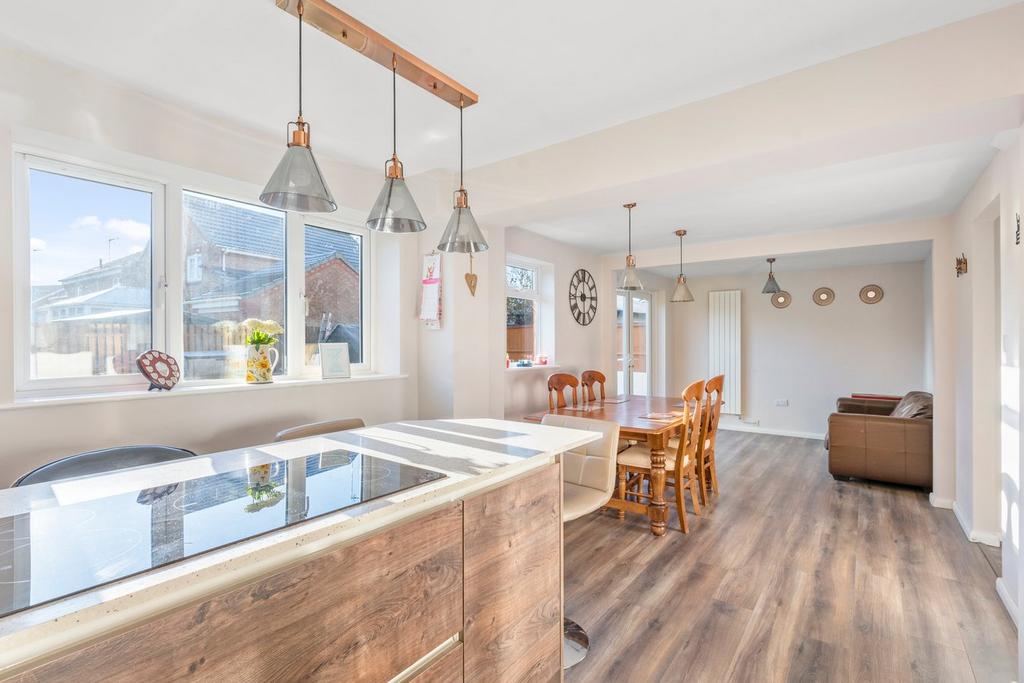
(891, 391), (933, 419)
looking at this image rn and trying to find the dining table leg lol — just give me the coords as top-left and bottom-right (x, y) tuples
(647, 431), (668, 536)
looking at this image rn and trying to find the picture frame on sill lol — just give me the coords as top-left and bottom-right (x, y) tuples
(319, 342), (351, 379)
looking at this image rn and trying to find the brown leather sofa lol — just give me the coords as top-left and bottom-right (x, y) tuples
(825, 391), (933, 489)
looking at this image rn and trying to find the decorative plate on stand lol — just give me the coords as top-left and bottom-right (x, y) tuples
(813, 287), (835, 306)
(859, 284), (884, 304)
(770, 291), (792, 309)
(136, 350), (180, 391)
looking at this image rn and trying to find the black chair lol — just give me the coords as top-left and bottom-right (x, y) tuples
(13, 445), (197, 487)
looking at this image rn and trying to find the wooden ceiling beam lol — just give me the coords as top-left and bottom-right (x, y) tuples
(275, 0), (479, 108)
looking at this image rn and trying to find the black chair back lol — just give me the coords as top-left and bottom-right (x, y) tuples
(13, 445), (196, 487)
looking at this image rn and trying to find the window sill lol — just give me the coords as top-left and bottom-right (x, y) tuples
(4, 373), (409, 411)
(505, 364), (560, 372)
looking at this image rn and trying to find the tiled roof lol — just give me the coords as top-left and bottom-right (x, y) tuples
(229, 250), (356, 298)
(183, 192), (361, 273)
(40, 286), (150, 309)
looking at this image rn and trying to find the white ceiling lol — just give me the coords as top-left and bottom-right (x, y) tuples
(524, 137), (1000, 253)
(0, 0), (1014, 174)
(641, 241), (932, 279)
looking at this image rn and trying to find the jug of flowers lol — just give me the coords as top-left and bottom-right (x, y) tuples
(243, 318), (282, 384)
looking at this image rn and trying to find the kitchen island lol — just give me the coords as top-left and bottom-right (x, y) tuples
(0, 419), (599, 682)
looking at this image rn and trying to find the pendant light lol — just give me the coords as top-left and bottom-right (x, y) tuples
(260, 0), (337, 213)
(670, 229), (694, 303)
(366, 56), (426, 233)
(438, 99), (488, 252)
(620, 202), (643, 290)
(762, 257), (782, 294)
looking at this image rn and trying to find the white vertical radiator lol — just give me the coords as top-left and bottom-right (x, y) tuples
(708, 290), (741, 415)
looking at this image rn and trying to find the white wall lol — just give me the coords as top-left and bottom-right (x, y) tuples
(0, 44), (421, 483)
(948, 131), (1023, 631)
(499, 227), (606, 417)
(665, 262), (926, 438)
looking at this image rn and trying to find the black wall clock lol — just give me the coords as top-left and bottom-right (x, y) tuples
(569, 268), (598, 326)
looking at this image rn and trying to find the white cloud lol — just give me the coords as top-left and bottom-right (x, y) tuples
(104, 218), (150, 241)
(30, 237), (47, 252)
(70, 215), (101, 230)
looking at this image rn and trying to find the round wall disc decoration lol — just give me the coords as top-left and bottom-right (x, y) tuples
(813, 287), (835, 306)
(770, 291), (791, 309)
(136, 349), (180, 391)
(859, 284), (884, 304)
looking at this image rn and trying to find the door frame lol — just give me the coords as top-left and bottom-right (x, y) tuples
(617, 289), (653, 397)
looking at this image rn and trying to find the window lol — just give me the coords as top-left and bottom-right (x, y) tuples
(182, 191), (287, 381)
(505, 258), (553, 364)
(304, 224), (364, 366)
(15, 148), (372, 397)
(506, 297), (536, 361)
(506, 264), (536, 292)
(185, 253), (202, 283)
(21, 158), (162, 387)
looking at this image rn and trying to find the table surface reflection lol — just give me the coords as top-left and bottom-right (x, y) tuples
(0, 451), (445, 619)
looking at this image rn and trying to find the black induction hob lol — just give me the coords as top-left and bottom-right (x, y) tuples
(0, 451), (445, 619)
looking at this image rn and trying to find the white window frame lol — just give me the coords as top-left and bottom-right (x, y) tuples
(295, 216), (372, 378)
(505, 255), (554, 363)
(179, 188), (289, 385)
(13, 152), (167, 395)
(12, 133), (377, 400)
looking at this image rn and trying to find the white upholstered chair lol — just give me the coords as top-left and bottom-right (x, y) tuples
(273, 417), (365, 442)
(541, 414), (620, 668)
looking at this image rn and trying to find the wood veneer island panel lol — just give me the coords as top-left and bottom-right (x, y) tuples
(5, 465), (566, 683)
(9, 505), (464, 682)
(464, 464), (562, 682)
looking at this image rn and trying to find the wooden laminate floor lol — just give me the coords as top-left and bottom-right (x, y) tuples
(564, 431), (1017, 682)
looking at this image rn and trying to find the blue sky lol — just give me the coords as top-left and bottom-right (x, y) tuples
(29, 169), (152, 286)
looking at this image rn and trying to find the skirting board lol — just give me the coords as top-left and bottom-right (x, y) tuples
(953, 501), (1001, 547)
(928, 492), (954, 509)
(996, 577), (1019, 628)
(719, 423), (824, 441)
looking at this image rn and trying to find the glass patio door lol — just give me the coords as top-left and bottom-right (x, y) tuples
(616, 291), (652, 396)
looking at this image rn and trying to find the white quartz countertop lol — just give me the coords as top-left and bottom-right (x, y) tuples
(0, 418), (600, 675)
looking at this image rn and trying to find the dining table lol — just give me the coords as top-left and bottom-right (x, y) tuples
(523, 395), (687, 537)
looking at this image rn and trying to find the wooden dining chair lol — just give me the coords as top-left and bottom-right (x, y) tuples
(697, 374), (724, 505)
(547, 373), (580, 411)
(616, 379), (705, 533)
(579, 370), (607, 403)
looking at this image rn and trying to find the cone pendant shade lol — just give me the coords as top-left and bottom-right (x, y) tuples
(261, 142), (336, 213)
(762, 257), (781, 294)
(671, 276), (694, 302)
(620, 202), (643, 290)
(438, 203), (488, 252)
(368, 56), (426, 233)
(438, 103), (488, 253)
(260, 1), (336, 214)
(621, 256), (643, 291)
(366, 172), (427, 233)
(670, 228), (693, 303)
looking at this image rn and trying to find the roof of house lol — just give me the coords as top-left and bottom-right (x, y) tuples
(59, 247), (147, 285)
(40, 286), (150, 310)
(183, 192), (361, 273)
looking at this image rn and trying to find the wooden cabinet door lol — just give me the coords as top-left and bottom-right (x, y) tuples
(463, 464), (562, 682)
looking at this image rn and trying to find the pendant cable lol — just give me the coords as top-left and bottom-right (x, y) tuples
(459, 101), (464, 189)
(297, 1), (303, 118)
(392, 56), (397, 157)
